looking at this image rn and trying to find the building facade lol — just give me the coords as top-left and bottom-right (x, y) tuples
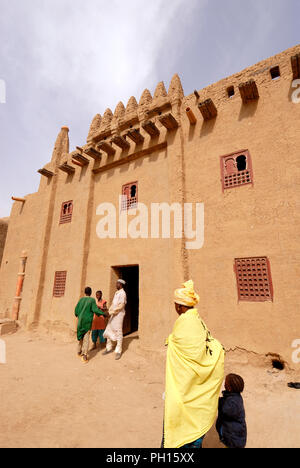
(0, 45), (299, 364)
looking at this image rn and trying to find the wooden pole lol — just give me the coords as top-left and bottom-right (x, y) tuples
(186, 107), (197, 125)
(12, 250), (28, 321)
(11, 197), (25, 203)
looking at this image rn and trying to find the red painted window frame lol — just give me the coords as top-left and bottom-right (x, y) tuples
(53, 271), (67, 298)
(59, 200), (73, 224)
(220, 149), (254, 192)
(234, 257), (274, 302)
(121, 181), (138, 211)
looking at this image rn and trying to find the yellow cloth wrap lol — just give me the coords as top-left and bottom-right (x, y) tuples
(174, 280), (200, 307)
(164, 309), (225, 448)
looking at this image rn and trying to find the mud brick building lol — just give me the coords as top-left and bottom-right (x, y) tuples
(0, 45), (299, 364)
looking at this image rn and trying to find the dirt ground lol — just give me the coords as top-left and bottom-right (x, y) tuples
(0, 329), (299, 448)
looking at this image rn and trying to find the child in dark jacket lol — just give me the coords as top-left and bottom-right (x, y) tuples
(216, 374), (247, 448)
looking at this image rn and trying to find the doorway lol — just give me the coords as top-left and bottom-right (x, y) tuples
(110, 265), (139, 336)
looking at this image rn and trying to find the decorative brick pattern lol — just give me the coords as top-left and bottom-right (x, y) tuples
(121, 182), (138, 211)
(59, 201), (73, 224)
(234, 257), (273, 302)
(53, 271), (67, 297)
(221, 150), (253, 190)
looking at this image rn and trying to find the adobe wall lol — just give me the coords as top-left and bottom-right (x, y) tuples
(0, 45), (299, 364)
(0, 218), (9, 268)
(181, 44), (300, 363)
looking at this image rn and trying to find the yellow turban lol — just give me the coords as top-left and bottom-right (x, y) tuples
(174, 280), (199, 307)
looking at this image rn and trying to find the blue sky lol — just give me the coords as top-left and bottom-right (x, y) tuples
(0, 0), (299, 217)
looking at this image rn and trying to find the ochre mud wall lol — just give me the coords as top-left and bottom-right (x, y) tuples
(0, 45), (299, 363)
(0, 218), (9, 268)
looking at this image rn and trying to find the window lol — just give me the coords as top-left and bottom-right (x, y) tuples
(234, 257), (273, 302)
(121, 182), (138, 211)
(227, 86), (235, 98)
(220, 150), (253, 191)
(53, 271), (67, 297)
(270, 66), (280, 80)
(59, 201), (73, 224)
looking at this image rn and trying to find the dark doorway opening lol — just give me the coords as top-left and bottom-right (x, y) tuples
(111, 265), (139, 336)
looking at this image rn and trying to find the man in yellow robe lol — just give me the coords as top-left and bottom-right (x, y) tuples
(163, 280), (225, 448)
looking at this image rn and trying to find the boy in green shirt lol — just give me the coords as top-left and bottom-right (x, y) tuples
(75, 286), (105, 363)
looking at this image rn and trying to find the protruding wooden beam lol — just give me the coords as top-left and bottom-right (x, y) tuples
(238, 80), (259, 104)
(38, 168), (55, 178)
(12, 197), (25, 203)
(291, 54), (300, 79)
(76, 146), (84, 153)
(111, 135), (130, 150)
(158, 113), (179, 130)
(194, 90), (200, 99)
(59, 163), (75, 175)
(72, 160), (85, 168)
(72, 152), (89, 166)
(198, 99), (218, 120)
(126, 128), (145, 144)
(141, 120), (160, 138)
(84, 146), (102, 161)
(96, 140), (116, 156)
(186, 107), (197, 125)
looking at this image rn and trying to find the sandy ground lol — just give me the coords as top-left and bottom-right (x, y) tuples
(0, 329), (299, 448)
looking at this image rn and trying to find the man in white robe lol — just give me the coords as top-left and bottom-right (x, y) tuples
(103, 279), (127, 360)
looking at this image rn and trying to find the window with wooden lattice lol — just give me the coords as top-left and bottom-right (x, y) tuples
(53, 271), (67, 297)
(220, 150), (253, 191)
(234, 257), (273, 302)
(59, 201), (73, 224)
(121, 182), (138, 211)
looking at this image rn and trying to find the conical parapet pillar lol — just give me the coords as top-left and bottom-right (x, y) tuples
(87, 114), (102, 142)
(168, 74), (184, 103)
(51, 126), (70, 166)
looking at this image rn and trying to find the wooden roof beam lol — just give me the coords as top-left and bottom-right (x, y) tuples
(291, 54), (300, 79)
(126, 128), (145, 144)
(38, 168), (55, 178)
(238, 80), (259, 104)
(198, 99), (218, 120)
(96, 140), (116, 156)
(12, 197), (25, 203)
(58, 163), (75, 175)
(141, 120), (160, 137)
(83, 146), (102, 161)
(111, 135), (130, 150)
(158, 113), (179, 130)
(72, 152), (89, 166)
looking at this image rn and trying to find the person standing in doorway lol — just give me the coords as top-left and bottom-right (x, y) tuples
(103, 279), (127, 361)
(75, 287), (106, 363)
(91, 290), (108, 350)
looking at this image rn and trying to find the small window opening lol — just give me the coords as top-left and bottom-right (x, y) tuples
(270, 66), (280, 80)
(272, 359), (285, 370)
(236, 155), (247, 171)
(121, 182), (138, 211)
(60, 200), (73, 224)
(227, 86), (235, 98)
(130, 185), (137, 198)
